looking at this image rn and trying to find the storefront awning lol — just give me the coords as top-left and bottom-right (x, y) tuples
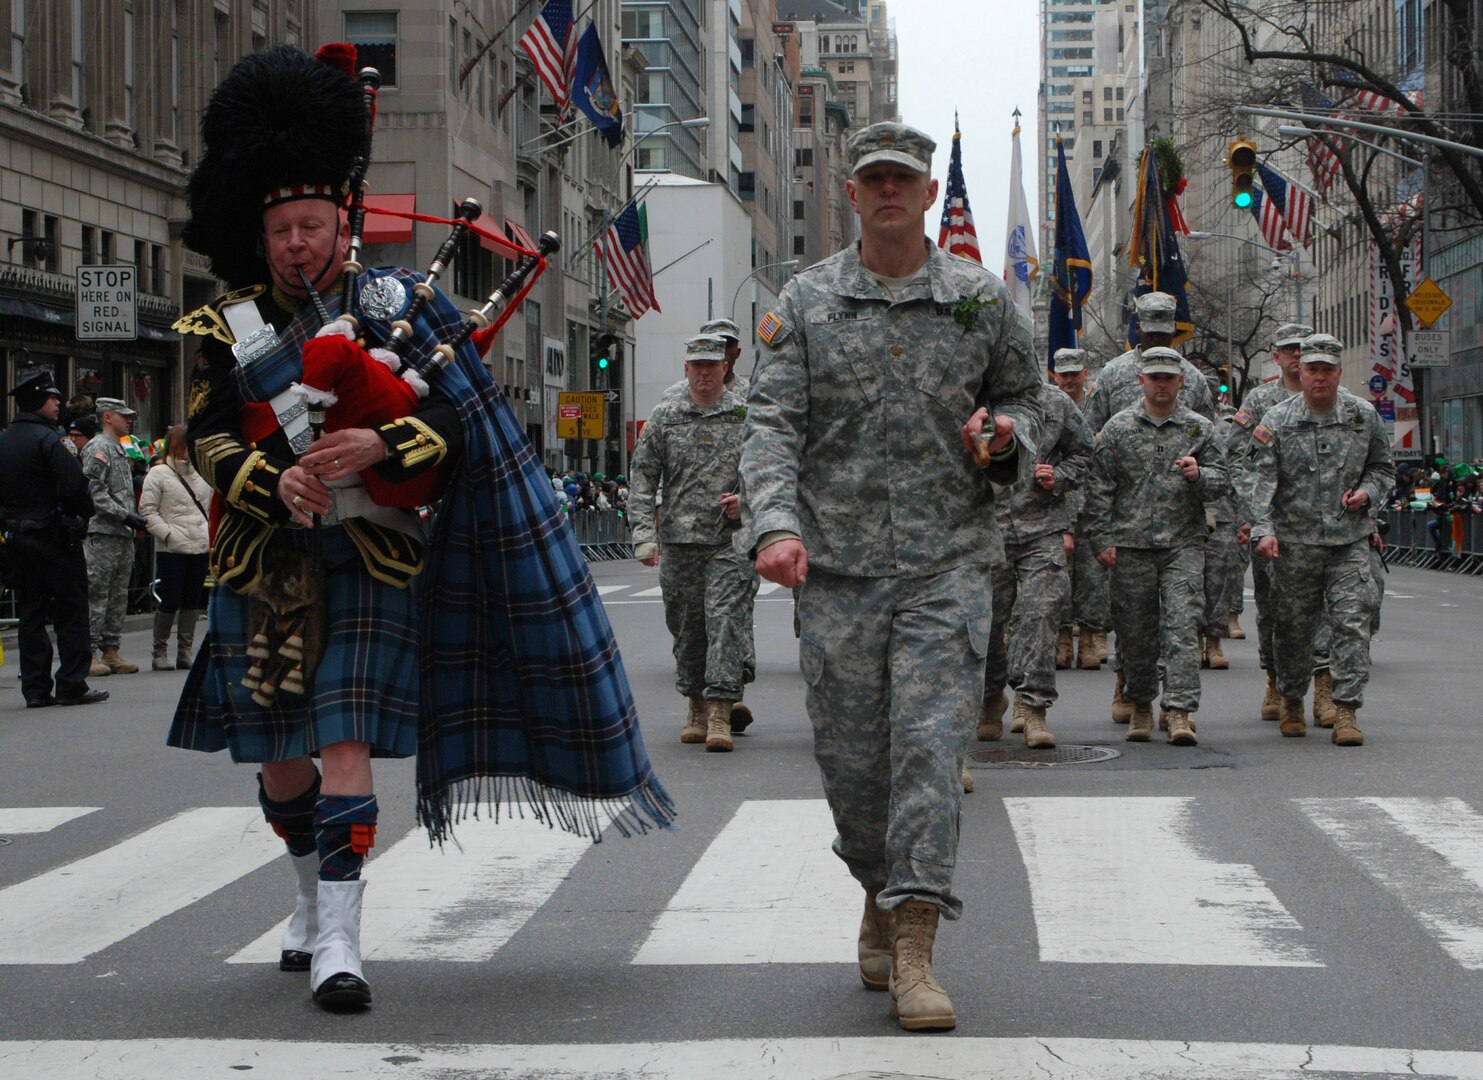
(472, 213), (525, 260)
(362, 194), (416, 244)
(0, 295), (179, 341)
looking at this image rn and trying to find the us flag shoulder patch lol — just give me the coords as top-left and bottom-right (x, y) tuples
(1252, 425), (1274, 446)
(756, 310), (785, 345)
(1234, 409), (1252, 428)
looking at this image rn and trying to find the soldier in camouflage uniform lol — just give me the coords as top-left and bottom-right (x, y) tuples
(81, 397), (146, 676)
(1084, 347), (1229, 745)
(739, 122), (1041, 1032)
(1050, 349), (1107, 670)
(1228, 323), (1341, 723)
(1200, 403), (1241, 671)
(1083, 293), (1216, 722)
(1244, 334), (1394, 747)
(981, 380), (1094, 749)
(630, 334), (756, 753)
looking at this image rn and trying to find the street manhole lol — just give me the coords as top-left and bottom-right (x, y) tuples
(968, 743), (1121, 768)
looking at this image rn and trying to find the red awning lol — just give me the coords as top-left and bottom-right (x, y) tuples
(505, 218), (538, 253)
(361, 194), (416, 244)
(472, 212), (524, 260)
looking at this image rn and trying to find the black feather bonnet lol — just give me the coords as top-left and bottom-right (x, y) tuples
(182, 45), (365, 290)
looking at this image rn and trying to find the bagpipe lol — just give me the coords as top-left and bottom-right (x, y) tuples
(284, 61), (561, 510)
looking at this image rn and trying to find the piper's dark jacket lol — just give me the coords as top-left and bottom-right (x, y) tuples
(177, 284), (461, 592)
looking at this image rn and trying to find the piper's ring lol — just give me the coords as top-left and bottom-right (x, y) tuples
(334, 458), (341, 470)
(292, 495), (304, 509)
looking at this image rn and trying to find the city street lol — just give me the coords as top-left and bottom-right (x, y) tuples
(3, 559), (1483, 1078)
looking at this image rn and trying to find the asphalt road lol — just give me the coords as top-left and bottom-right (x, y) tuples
(3, 559), (1483, 1079)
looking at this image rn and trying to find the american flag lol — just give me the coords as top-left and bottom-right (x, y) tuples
(1299, 85), (1345, 201)
(519, 0), (578, 117)
(1249, 186), (1292, 253)
(596, 202), (660, 318)
(937, 120), (981, 263)
(1257, 163), (1312, 250)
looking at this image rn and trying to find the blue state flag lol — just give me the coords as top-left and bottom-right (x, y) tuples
(572, 23), (623, 148)
(1047, 137), (1092, 369)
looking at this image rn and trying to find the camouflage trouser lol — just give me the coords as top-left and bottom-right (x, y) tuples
(986, 532), (1068, 709)
(1370, 546), (1386, 631)
(1231, 540), (1250, 614)
(797, 563), (991, 920)
(1256, 553), (1333, 673)
(1110, 544), (1204, 711)
(1065, 526), (1109, 632)
(1202, 522), (1239, 639)
(658, 541), (757, 701)
(1270, 539), (1376, 707)
(86, 534), (134, 651)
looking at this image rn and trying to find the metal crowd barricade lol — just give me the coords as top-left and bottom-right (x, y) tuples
(1383, 508), (1483, 575)
(565, 509), (633, 562)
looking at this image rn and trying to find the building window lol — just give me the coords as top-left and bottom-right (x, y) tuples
(794, 235), (806, 256)
(739, 36), (753, 67)
(1093, 140), (1103, 159)
(81, 225), (95, 266)
(151, 243), (165, 294)
(1103, 85), (1112, 101)
(1082, 89), (1092, 104)
(794, 147), (813, 167)
(134, 239), (146, 277)
(1104, 108), (1112, 122)
(100, 230), (114, 264)
(1116, 108), (1123, 121)
(793, 199), (804, 219)
(10, 0), (24, 101)
(1082, 111), (1092, 124)
(43, 214), (58, 272)
(1116, 86), (1125, 100)
(739, 102), (754, 133)
(739, 171), (755, 200)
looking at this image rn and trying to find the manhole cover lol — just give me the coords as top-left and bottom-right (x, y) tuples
(968, 743), (1121, 768)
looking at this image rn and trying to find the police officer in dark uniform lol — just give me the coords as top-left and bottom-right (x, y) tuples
(0, 371), (109, 708)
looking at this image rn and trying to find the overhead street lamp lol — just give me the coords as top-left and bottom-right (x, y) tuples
(730, 259), (800, 325)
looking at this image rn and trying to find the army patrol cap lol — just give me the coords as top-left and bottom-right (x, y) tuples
(1272, 322), (1314, 349)
(1138, 346), (1186, 376)
(1053, 348), (1089, 374)
(1299, 333), (1344, 365)
(94, 396), (137, 417)
(1134, 291), (1178, 334)
(847, 122), (936, 176)
(8, 369), (62, 410)
(684, 334), (728, 364)
(698, 317), (741, 343)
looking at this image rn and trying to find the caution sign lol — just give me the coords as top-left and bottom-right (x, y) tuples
(556, 391), (606, 439)
(1403, 278), (1452, 328)
(75, 265), (138, 341)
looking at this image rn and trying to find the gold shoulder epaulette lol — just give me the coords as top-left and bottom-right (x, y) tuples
(171, 285), (267, 344)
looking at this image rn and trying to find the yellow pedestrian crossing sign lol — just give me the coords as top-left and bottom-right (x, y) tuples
(1403, 278), (1452, 328)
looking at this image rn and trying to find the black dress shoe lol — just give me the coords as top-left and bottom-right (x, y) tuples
(25, 696), (57, 708)
(56, 689), (110, 706)
(279, 949), (311, 972)
(313, 972), (372, 1011)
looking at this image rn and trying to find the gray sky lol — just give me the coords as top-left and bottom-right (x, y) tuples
(893, 3), (1042, 270)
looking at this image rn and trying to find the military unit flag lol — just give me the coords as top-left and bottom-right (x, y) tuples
(597, 203), (660, 319)
(518, 0), (578, 118)
(1001, 118), (1038, 316)
(572, 23), (623, 148)
(937, 117), (982, 264)
(1047, 136), (1091, 368)
(1126, 146), (1193, 346)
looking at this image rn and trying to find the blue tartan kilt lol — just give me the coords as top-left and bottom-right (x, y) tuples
(167, 528), (421, 763)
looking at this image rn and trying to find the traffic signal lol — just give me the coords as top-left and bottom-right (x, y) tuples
(1228, 137), (1257, 209)
(592, 334), (613, 388)
(1217, 364), (1231, 396)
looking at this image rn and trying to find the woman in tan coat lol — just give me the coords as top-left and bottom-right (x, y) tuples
(139, 425), (212, 670)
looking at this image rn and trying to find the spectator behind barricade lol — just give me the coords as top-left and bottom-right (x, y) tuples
(65, 414), (99, 459)
(139, 424), (212, 671)
(1427, 464), (1457, 553)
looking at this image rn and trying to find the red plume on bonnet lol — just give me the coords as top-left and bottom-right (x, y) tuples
(315, 42), (357, 74)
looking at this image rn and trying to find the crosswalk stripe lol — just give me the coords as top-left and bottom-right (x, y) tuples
(633, 799), (858, 965)
(6, 1037), (1483, 1078)
(1299, 796), (1483, 969)
(0, 807), (100, 834)
(1005, 796), (1323, 967)
(755, 581), (783, 595)
(230, 811), (590, 964)
(596, 584), (628, 595)
(0, 807), (282, 965)
(631, 585), (664, 597)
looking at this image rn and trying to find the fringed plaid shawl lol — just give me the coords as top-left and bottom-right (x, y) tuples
(238, 268), (675, 844)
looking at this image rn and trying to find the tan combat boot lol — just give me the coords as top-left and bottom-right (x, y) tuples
(1094, 631), (1109, 663)
(1228, 613), (1247, 639)
(978, 688), (1007, 741)
(1331, 704), (1365, 747)
(961, 766), (974, 794)
(704, 699), (734, 752)
(1055, 627), (1072, 670)
(89, 652), (111, 678)
(889, 901), (955, 1031)
(680, 697), (706, 744)
(1279, 696), (1307, 738)
(1205, 636), (1229, 670)
(1126, 702), (1154, 742)
(1016, 699), (1055, 749)
(1312, 669), (1339, 728)
(1077, 625), (1099, 669)
(857, 890), (893, 991)
(1260, 670), (1281, 721)
(101, 648), (139, 675)
(1166, 709), (1198, 746)
(1111, 671), (1133, 724)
